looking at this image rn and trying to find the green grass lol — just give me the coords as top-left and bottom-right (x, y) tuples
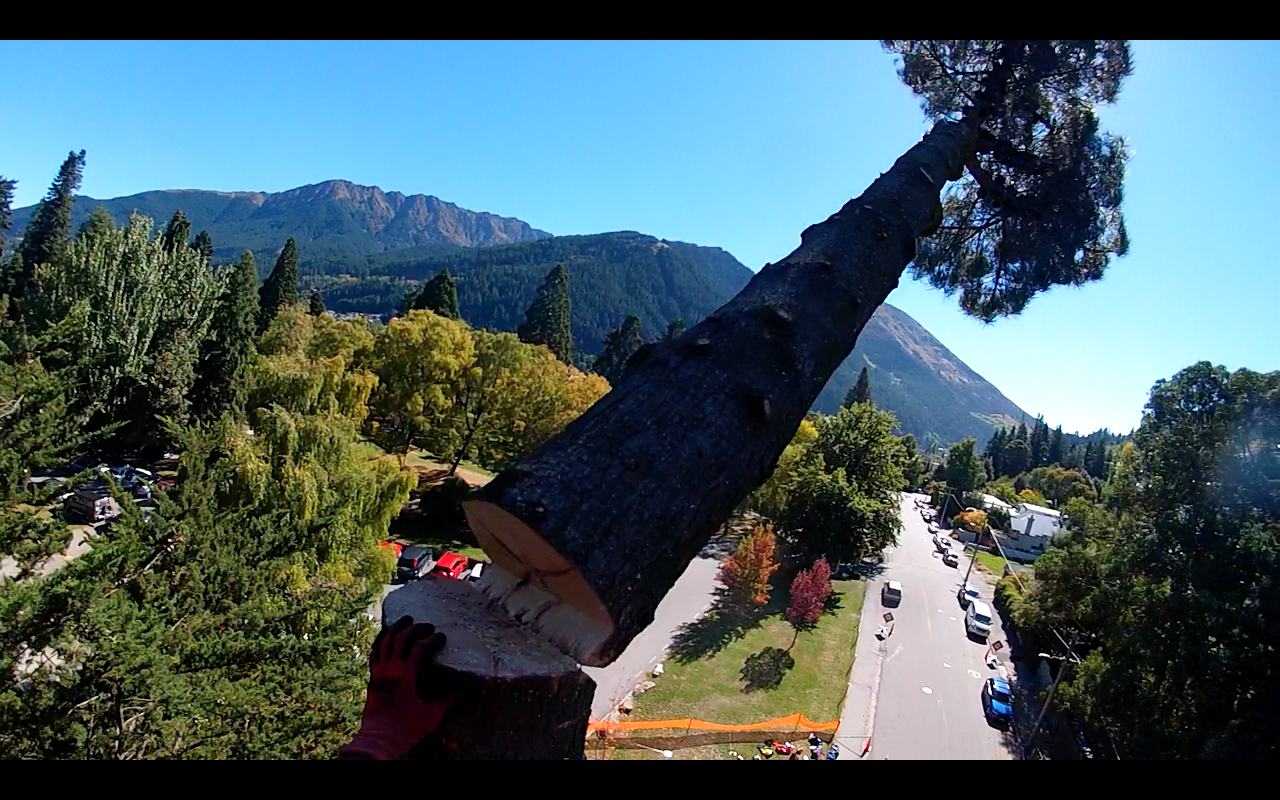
(971, 550), (1008, 584)
(608, 578), (866, 760)
(404, 450), (494, 478)
(391, 532), (487, 563)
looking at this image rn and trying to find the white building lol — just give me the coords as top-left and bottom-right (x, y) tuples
(998, 502), (1063, 562)
(980, 494), (1014, 513)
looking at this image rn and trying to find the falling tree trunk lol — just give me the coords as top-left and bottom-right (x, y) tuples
(466, 118), (977, 669)
(392, 118), (978, 760)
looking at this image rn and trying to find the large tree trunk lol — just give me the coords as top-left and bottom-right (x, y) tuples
(466, 118), (978, 669)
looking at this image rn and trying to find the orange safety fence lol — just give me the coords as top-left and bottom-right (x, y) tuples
(588, 713), (838, 736)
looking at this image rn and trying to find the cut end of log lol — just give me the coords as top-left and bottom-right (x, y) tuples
(463, 499), (615, 667)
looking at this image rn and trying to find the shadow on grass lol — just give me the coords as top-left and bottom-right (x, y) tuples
(668, 591), (769, 665)
(740, 646), (795, 692)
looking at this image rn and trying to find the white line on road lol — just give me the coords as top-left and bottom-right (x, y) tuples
(922, 687), (933, 694)
(943, 663), (951, 668)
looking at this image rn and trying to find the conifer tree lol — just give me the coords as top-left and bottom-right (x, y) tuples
(663, 318), (685, 340)
(843, 366), (872, 408)
(76, 207), (116, 245)
(0, 176), (14, 256)
(592, 314), (643, 386)
(161, 210), (192, 253)
(308, 289), (326, 317)
(257, 238), (298, 334)
(193, 251), (259, 423)
(517, 264), (572, 363)
(1048, 425), (1065, 465)
(411, 268), (460, 320)
(191, 230), (213, 262)
(17, 150), (85, 300)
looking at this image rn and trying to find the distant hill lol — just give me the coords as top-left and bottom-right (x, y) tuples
(7, 179), (550, 271)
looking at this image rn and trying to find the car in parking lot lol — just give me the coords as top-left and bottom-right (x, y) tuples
(982, 676), (1014, 726)
(432, 552), (469, 580)
(957, 583), (981, 608)
(396, 546), (436, 582)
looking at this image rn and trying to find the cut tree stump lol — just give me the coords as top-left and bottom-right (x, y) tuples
(382, 576), (595, 760)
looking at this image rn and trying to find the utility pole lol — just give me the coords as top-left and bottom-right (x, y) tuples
(1022, 652), (1079, 758)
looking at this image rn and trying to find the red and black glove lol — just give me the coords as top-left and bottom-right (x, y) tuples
(340, 616), (455, 760)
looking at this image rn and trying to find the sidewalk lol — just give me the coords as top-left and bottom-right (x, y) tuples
(832, 576), (887, 758)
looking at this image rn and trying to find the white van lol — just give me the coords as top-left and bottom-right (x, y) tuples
(966, 600), (993, 640)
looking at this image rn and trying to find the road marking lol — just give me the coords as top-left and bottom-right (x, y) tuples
(943, 663), (951, 668)
(968, 669), (981, 679)
(937, 608), (944, 613)
(949, 616), (956, 621)
(921, 686), (933, 694)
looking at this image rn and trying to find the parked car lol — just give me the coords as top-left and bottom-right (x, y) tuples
(65, 482), (124, 523)
(942, 549), (959, 568)
(466, 561), (486, 582)
(966, 600), (994, 640)
(881, 580), (903, 607)
(396, 546), (436, 582)
(934, 532), (952, 553)
(982, 676), (1014, 726)
(958, 583), (981, 608)
(432, 552), (469, 580)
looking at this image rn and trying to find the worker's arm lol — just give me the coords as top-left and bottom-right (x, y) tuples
(339, 616), (456, 761)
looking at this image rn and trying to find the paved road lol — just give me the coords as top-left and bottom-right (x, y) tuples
(584, 553), (722, 721)
(835, 492), (1018, 760)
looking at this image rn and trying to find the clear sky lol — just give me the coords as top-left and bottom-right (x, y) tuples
(4, 40), (1277, 436)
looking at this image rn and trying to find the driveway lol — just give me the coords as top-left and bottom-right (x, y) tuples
(834, 492), (1019, 760)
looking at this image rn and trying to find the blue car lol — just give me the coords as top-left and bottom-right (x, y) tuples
(982, 677), (1014, 725)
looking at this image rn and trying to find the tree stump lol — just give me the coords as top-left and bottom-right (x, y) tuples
(382, 576), (596, 760)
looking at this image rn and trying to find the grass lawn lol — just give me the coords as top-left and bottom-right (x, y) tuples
(404, 450), (494, 478)
(606, 577), (866, 761)
(972, 550), (1008, 584)
(391, 532), (487, 563)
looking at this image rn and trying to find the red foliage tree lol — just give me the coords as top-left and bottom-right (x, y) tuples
(719, 523), (781, 608)
(786, 557), (833, 632)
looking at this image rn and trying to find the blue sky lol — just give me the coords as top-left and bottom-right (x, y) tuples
(4, 40), (1277, 436)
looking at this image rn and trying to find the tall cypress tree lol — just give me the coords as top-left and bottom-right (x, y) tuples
(76, 207), (116, 244)
(17, 150), (85, 300)
(257, 238), (298, 334)
(0, 176), (14, 256)
(191, 230), (214, 262)
(592, 314), (643, 386)
(843, 366), (872, 408)
(161, 210), (192, 253)
(1029, 416), (1048, 468)
(193, 250), (259, 422)
(411, 268), (460, 319)
(517, 263), (572, 364)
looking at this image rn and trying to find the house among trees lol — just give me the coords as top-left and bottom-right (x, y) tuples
(998, 502), (1063, 561)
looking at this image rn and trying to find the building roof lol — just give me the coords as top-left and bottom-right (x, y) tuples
(980, 494), (1013, 511)
(1018, 503), (1061, 518)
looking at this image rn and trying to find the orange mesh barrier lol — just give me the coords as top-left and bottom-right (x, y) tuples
(588, 713), (838, 735)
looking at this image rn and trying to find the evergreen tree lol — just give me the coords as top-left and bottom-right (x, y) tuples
(843, 366), (872, 408)
(1016, 421), (1029, 446)
(1029, 416), (1049, 468)
(308, 289), (326, 317)
(985, 427), (1007, 477)
(161, 210), (192, 253)
(1002, 436), (1031, 477)
(1048, 425), (1065, 465)
(192, 251), (259, 423)
(1087, 438), (1109, 479)
(591, 314), (643, 386)
(663, 318), (685, 340)
(411, 268), (460, 320)
(0, 176), (14, 255)
(76, 207), (116, 245)
(191, 230), (213, 261)
(258, 238), (299, 335)
(516, 264), (572, 364)
(17, 150), (85, 300)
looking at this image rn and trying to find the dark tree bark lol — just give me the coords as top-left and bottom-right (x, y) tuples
(464, 118), (977, 668)
(382, 576), (596, 760)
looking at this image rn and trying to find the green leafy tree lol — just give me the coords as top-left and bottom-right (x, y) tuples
(446, 329), (530, 473)
(748, 418), (820, 518)
(899, 433), (927, 489)
(516, 264), (572, 363)
(409, 269), (460, 320)
(191, 251), (259, 423)
(843, 366), (872, 408)
(944, 437), (985, 493)
(780, 457), (901, 563)
(591, 314), (643, 386)
(29, 212), (225, 450)
(365, 309), (473, 459)
(1001, 436), (1031, 477)
(258, 238), (299, 335)
(16, 150), (85, 301)
(161, 210), (192, 253)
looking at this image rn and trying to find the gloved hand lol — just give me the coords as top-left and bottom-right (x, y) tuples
(340, 616), (455, 760)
